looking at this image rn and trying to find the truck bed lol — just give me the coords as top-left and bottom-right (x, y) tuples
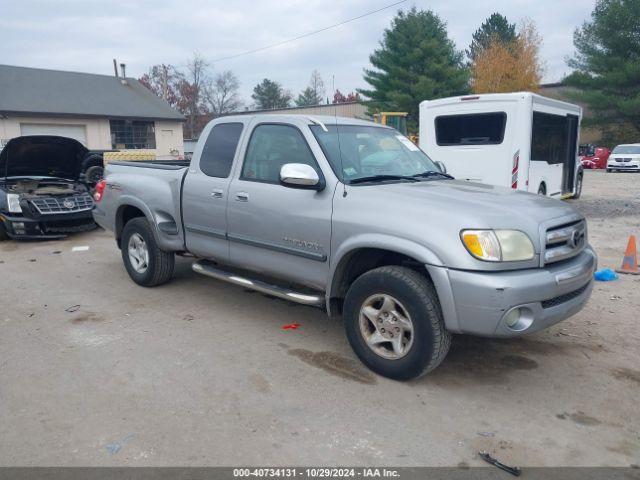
(96, 160), (189, 252)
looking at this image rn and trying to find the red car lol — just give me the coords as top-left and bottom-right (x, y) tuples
(579, 144), (611, 169)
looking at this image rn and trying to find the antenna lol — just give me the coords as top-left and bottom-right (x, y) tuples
(333, 75), (347, 197)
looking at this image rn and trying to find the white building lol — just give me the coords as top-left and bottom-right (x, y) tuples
(0, 64), (185, 157)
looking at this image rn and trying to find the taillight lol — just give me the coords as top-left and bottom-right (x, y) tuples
(511, 151), (519, 189)
(93, 180), (106, 202)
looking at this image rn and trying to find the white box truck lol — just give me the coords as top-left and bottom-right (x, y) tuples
(419, 92), (583, 199)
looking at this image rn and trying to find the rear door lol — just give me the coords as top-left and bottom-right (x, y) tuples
(182, 120), (246, 260)
(562, 114), (579, 195)
(529, 112), (570, 197)
(226, 121), (334, 290)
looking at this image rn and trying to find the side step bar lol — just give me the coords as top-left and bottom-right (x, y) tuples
(192, 261), (325, 307)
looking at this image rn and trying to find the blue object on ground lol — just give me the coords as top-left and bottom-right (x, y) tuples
(594, 268), (619, 281)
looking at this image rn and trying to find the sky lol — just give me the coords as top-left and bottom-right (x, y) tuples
(1, 0), (595, 107)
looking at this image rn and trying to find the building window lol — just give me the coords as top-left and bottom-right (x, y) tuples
(110, 120), (156, 149)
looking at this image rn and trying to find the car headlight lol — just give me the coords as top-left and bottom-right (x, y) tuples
(6, 194), (22, 213)
(461, 229), (535, 262)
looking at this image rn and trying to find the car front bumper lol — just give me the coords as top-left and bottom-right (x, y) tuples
(427, 246), (597, 337)
(0, 210), (96, 239)
(608, 161), (640, 170)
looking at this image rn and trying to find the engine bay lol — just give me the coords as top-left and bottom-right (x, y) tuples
(5, 179), (88, 198)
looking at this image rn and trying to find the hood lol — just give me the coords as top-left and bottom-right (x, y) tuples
(376, 180), (577, 227)
(0, 135), (89, 180)
(339, 179), (584, 271)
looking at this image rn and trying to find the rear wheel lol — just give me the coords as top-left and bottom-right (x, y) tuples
(537, 183), (547, 196)
(343, 266), (451, 380)
(573, 173), (583, 199)
(0, 221), (8, 241)
(121, 217), (174, 287)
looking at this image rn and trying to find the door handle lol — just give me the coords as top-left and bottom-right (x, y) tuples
(210, 189), (224, 199)
(235, 192), (249, 202)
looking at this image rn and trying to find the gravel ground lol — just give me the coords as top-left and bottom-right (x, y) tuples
(0, 169), (638, 467)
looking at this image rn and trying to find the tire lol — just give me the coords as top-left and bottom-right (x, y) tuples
(537, 183), (547, 196)
(84, 165), (104, 186)
(573, 173), (583, 199)
(343, 266), (451, 380)
(606, 168), (611, 173)
(121, 217), (174, 287)
(0, 221), (8, 241)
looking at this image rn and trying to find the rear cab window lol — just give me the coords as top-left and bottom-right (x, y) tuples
(435, 112), (507, 146)
(199, 122), (244, 178)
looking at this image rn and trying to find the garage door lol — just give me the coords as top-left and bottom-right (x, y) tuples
(20, 124), (87, 145)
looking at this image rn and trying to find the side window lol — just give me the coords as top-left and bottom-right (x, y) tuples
(435, 112), (506, 146)
(241, 124), (318, 183)
(531, 112), (568, 164)
(199, 123), (244, 178)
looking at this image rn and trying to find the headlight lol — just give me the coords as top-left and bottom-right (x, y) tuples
(6, 194), (22, 213)
(461, 229), (534, 262)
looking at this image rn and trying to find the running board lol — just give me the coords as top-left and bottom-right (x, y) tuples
(192, 261), (325, 307)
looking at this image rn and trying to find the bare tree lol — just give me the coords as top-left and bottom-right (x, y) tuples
(176, 53), (211, 139)
(309, 70), (325, 101)
(206, 70), (242, 115)
(138, 64), (182, 107)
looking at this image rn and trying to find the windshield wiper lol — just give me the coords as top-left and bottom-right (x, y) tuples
(349, 174), (420, 184)
(412, 170), (454, 180)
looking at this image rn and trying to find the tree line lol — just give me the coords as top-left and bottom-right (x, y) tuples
(139, 60), (359, 138)
(140, 0), (639, 144)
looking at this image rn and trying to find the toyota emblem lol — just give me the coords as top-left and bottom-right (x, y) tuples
(570, 230), (584, 248)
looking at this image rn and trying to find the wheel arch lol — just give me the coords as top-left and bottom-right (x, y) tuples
(115, 200), (154, 248)
(326, 236), (444, 316)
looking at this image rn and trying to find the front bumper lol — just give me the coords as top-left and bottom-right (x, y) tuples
(427, 246), (597, 337)
(608, 161), (639, 170)
(0, 210), (96, 239)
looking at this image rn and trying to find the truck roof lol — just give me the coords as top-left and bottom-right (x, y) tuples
(420, 91), (581, 115)
(211, 113), (378, 127)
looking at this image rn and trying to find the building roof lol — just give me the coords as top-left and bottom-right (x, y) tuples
(0, 64), (184, 121)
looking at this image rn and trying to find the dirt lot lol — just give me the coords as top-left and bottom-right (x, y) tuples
(0, 169), (638, 467)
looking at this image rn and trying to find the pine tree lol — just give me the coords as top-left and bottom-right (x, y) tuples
(251, 79), (291, 110)
(565, 0), (640, 144)
(358, 8), (468, 132)
(467, 13), (517, 62)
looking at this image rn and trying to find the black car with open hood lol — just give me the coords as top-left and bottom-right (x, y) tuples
(0, 136), (96, 240)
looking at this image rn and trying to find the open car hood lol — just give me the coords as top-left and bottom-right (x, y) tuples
(0, 135), (89, 180)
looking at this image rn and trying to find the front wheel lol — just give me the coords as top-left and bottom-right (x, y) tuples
(573, 173), (583, 199)
(343, 266), (451, 380)
(121, 217), (175, 287)
(537, 183), (547, 196)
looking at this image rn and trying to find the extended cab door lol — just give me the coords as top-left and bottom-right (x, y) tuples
(182, 120), (246, 260)
(226, 121), (335, 290)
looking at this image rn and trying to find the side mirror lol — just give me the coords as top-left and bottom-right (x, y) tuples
(280, 163), (324, 190)
(435, 161), (447, 174)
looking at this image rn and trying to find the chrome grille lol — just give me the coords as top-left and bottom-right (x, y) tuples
(30, 194), (94, 215)
(543, 220), (586, 265)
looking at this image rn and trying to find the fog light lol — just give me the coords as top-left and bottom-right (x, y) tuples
(504, 308), (521, 328)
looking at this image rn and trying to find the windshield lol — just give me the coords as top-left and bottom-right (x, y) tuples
(310, 125), (440, 183)
(612, 145), (640, 154)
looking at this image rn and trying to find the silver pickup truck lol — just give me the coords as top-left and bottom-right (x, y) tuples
(93, 114), (596, 380)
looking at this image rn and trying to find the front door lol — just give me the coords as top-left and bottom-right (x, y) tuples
(182, 121), (246, 260)
(227, 122), (334, 290)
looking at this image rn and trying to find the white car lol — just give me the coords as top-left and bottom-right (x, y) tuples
(607, 143), (640, 172)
